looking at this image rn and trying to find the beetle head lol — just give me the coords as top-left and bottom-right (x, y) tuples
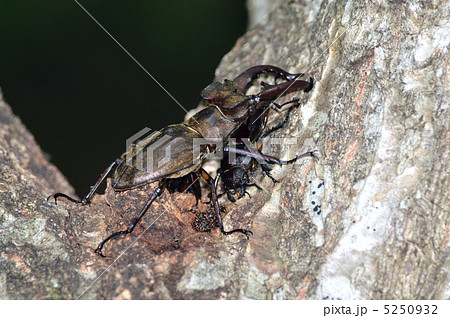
(201, 80), (247, 108)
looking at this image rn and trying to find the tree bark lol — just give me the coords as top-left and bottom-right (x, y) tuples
(0, 0), (448, 299)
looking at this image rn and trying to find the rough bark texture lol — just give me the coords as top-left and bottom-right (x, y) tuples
(0, 0), (449, 299)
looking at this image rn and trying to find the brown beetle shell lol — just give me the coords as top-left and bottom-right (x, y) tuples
(111, 102), (249, 191)
(111, 124), (208, 190)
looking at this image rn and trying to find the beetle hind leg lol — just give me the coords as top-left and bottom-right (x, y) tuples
(221, 227), (253, 239)
(47, 192), (85, 204)
(260, 98), (301, 139)
(94, 183), (165, 257)
(47, 159), (121, 205)
(200, 169), (253, 240)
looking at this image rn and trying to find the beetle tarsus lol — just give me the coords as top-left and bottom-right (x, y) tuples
(46, 193), (89, 205)
(94, 183), (165, 257)
(48, 160), (119, 206)
(94, 229), (130, 257)
(262, 166), (279, 183)
(297, 151), (318, 161)
(260, 99), (301, 139)
(221, 227), (253, 239)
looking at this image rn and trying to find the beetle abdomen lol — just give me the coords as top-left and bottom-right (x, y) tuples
(112, 124), (207, 190)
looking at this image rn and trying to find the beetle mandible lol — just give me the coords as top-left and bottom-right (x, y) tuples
(48, 65), (314, 256)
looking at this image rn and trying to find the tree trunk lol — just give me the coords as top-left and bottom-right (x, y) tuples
(0, 0), (448, 299)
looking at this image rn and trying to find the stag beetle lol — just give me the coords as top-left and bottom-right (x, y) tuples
(48, 65), (314, 256)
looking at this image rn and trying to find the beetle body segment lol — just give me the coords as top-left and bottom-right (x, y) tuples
(112, 124), (207, 190)
(185, 105), (240, 140)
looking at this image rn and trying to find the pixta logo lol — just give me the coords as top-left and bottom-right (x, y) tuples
(125, 128), (174, 174)
(126, 127), (299, 173)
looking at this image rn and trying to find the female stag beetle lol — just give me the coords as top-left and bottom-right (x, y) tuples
(48, 65), (314, 256)
(218, 75), (315, 202)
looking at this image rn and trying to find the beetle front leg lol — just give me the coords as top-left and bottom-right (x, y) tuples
(224, 146), (316, 180)
(94, 182), (165, 257)
(260, 98), (301, 139)
(224, 145), (299, 165)
(47, 159), (122, 205)
(200, 169), (252, 239)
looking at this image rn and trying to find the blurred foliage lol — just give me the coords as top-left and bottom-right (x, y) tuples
(0, 0), (247, 193)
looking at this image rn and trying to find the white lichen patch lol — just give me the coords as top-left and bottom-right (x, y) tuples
(178, 249), (236, 291)
(414, 20), (450, 65)
(313, 116), (405, 299)
(243, 263), (271, 299)
(306, 178), (325, 247)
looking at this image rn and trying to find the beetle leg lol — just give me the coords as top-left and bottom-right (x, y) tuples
(94, 182), (166, 257)
(224, 145), (296, 165)
(246, 182), (262, 191)
(260, 163), (279, 183)
(233, 65), (305, 93)
(225, 146), (316, 172)
(233, 148), (315, 186)
(200, 169), (252, 239)
(47, 159), (122, 205)
(260, 98), (301, 139)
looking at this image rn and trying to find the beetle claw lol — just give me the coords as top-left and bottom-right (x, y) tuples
(94, 245), (106, 257)
(46, 194), (58, 204)
(47, 192), (85, 205)
(242, 229), (253, 239)
(221, 228), (253, 239)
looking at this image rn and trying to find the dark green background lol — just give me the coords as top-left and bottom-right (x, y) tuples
(0, 1), (247, 194)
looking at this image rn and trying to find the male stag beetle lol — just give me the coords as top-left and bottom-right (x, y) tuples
(48, 65), (314, 256)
